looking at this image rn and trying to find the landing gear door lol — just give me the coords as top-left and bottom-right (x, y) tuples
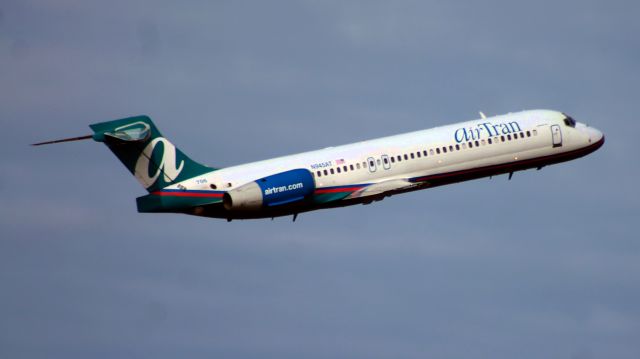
(551, 125), (562, 147)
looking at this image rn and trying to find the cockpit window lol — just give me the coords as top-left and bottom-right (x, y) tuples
(563, 114), (576, 128)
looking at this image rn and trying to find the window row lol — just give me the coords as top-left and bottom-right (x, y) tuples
(314, 129), (537, 178)
(317, 162), (364, 177)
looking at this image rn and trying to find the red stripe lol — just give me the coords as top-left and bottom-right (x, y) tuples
(314, 186), (365, 194)
(152, 191), (223, 198)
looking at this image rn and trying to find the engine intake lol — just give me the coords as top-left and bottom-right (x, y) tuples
(223, 168), (315, 211)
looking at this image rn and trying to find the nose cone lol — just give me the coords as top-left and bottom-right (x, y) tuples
(586, 126), (604, 144)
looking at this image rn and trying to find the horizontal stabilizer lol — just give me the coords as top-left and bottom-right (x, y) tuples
(31, 135), (93, 146)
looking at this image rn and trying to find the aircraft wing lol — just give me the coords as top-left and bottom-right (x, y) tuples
(345, 178), (418, 200)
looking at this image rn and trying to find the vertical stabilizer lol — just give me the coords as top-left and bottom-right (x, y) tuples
(89, 116), (215, 192)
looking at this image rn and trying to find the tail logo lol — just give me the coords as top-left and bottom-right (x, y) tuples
(134, 137), (184, 188)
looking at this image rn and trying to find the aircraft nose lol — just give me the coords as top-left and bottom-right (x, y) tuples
(586, 126), (604, 143)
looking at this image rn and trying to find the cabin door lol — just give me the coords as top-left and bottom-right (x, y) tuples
(367, 157), (377, 172)
(551, 125), (563, 147)
(381, 155), (391, 170)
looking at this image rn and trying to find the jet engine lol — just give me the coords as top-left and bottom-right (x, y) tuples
(223, 168), (315, 211)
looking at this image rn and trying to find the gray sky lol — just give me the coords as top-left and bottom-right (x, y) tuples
(1, 1), (639, 358)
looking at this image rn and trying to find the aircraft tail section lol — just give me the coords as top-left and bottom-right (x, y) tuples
(89, 116), (215, 192)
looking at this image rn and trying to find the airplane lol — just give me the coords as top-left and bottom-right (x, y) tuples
(33, 109), (604, 221)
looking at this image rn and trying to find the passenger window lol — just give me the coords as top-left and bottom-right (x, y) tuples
(417, 152), (421, 158)
(356, 163), (361, 170)
(526, 131), (531, 137)
(481, 139), (486, 145)
(462, 143), (467, 149)
(430, 149), (434, 155)
(468, 142), (473, 148)
(520, 132), (524, 138)
(336, 167), (341, 173)
(369, 160), (375, 167)
(488, 138), (492, 144)
(410, 153), (415, 159)
(391, 157), (395, 163)
(442, 147), (447, 153)
(514, 133), (518, 139)
(383, 157), (389, 164)
(330, 169), (334, 174)
(533, 129), (537, 136)
(475, 140), (479, 147)
(210, 184), (217, 189)
(363, 161), (367, 168)
(436, 148), (441, 154)
(350, 164), (354, 171)
(449, 145), (453, 152)
(455, 144), (460, 150)
(376, 159), (381, 166)
(501, 135), (505, 142)
(423, 150), (428, 156)
(317, 171), (322, 177)
(507, 134), (512, 141)
(343, 165), (348, 172)
(404, 154), (408, 160)
(323, 169), (328, 176)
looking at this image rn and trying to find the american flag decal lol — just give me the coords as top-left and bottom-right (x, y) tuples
(336, 159), (345, 165)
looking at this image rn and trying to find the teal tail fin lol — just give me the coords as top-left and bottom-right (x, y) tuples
(89, 115), (215, 192)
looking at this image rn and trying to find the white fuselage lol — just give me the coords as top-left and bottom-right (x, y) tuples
(175, 110), (603, 197)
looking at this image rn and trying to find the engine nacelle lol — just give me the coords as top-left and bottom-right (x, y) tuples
(223, 168), (315, 211)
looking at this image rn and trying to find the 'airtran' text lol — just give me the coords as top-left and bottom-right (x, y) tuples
(454, 121), (522, 143)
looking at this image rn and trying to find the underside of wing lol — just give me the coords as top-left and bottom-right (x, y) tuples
(345, 178), (418, 200)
